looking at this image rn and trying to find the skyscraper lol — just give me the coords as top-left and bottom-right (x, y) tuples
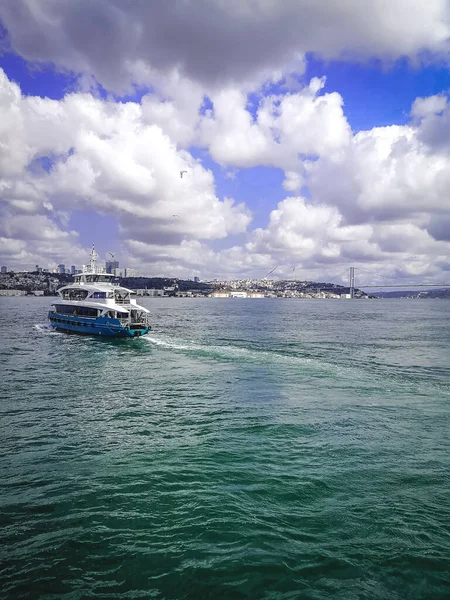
(1, 266), (7, 273)
(106, 260), (119, 274)
(71, 265), (76, 275)
(58, 264), (65, 274)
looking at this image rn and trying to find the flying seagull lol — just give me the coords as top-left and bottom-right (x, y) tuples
(172, 214), (179, 217)
(180, 170), (187, 178)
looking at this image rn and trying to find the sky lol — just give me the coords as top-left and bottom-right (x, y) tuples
(0, 1), (450, 287)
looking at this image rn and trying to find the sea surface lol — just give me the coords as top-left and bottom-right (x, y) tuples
(1, 297), (449, 599)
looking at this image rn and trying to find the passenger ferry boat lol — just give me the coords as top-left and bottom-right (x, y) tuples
(48, 246), (150, 337)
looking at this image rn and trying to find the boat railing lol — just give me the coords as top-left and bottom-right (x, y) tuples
(133, 314), (149, 325)
(114, 315), (148, 328)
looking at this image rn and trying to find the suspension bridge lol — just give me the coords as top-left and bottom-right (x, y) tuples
(347, 266), (450, 298)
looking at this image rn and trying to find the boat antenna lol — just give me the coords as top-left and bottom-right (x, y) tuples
(89, 244), (98, 272)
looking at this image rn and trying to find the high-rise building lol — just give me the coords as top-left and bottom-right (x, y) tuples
(194, 276), (200, 283)
(106, 260), (119, 274)
(124, 268), (137, 278)
(1, 266), (7, 273)
(71, 265), (76, 275)
(58, 264), (65, 274)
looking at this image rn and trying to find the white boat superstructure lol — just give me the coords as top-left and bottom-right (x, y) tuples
(48, 246), (150, 337)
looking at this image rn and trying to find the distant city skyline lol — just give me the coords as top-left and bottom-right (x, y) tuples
(0, 256), (139, 278)
(106, 260), (119, 274)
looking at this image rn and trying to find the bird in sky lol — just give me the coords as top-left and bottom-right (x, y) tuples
(180, 170), (187, 178)
(172, 214), (179, 217)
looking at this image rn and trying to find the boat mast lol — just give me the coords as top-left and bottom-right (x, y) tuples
(89, 244), (98, 273)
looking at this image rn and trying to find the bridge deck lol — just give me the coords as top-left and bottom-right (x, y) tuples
(358, 284), (450, 288)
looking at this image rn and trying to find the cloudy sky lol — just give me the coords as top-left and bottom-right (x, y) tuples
(0, 0), (450, 285)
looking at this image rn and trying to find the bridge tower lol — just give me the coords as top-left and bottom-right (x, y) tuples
(349, 266), (355, 298)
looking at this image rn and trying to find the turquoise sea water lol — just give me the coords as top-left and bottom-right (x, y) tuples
(1, 297), (449, 599)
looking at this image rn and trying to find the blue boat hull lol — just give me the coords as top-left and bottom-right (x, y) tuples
(48, 311), (149, 337)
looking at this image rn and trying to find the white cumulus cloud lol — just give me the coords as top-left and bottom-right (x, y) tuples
(0, 68), (251, 270)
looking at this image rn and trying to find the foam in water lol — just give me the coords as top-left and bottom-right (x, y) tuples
(34, 323), (61, 335)
(144, 334), (450, 397)
(145, 334), (313, 367)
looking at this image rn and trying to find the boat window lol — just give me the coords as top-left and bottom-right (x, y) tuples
(91, 291), (107, 299)
(85, 275), (113, 283)
(54, 305), (99, 318)
(62, 289), (89, 301)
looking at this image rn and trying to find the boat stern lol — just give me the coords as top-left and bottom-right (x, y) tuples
(125, 324), (150, 337)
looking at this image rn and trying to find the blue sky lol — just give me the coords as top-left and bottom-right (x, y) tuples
(304, 55), (450, 130)
(0, 1), (449, 284)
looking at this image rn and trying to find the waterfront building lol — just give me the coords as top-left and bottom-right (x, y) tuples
(210, 289), (230, 298)
(1, 266), (7, 273)
(106, 260), (119, 274)
(58, 264), (65, 274)
(0, 289), (27, 296)
(124, 268), (137, 277)
(135, 289), (164, 297)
